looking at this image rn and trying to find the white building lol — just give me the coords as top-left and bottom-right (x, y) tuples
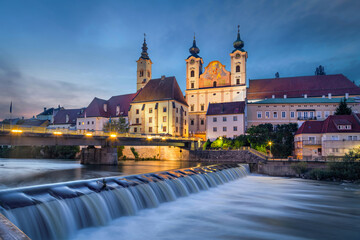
(206, 101), (246, 141)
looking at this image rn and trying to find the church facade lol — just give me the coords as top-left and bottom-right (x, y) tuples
(185, 27), (247, 139)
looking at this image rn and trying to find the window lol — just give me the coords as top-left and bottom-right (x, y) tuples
(149, 108), (153, 113)
(176, 117), (178, 123)
(176, 127), (178, 132)
(236, 65), (240, 72)
(310, 112), (314, 118)
(191, 105), (194, 111)
(87, 121), (90, 125)
(233, 116), (238, 121)
(82, 122), (84, 125)
(78, 122), (81, 125)
(223, 117), (227, 122)
(331, 136), (339, 140)
(325, 111), (330, 118)
(136, 109), (139, 114)
(134, 127), (137, 133)
(309, 137), (316, 143)
(297, 112), (301, 118)
(233, 126), (238, 131)
(213, 127), (217, 132)
(176, 108), (178, 113)
(236, 79), (240, 84)
(163, 107), (167, 112)
(265, 111), (270, 119)
(304, 112), (308, 118)
(190, 119), (194, 125)
(213, 117), (217, 122)
(191, 70), (194, 77)
(223, 127), (227, 132)
(213, 81), (217, 87)
(273, 112), (278, 118)
(147, 71), (150, 78)
(354, 136), (358, 141)
(163, 116), (167, 122)
(317, 111), (322, 118)
(163, 126), (167, 132)
(149, 117), (152, 123)
(191, 82), (194, 89)
(201, 104), (205, 111)
(200, 119), (204, 125)
(139, 70), (144, 77)
(290, 112), (295, 118)
(281, 111), (286, 118)
(257, 111), (262, 119)
(348, 136), (353, 141)
(184, 111), (186, 116)
(185, 120), (187, 125)
(332, 148), (339, 153)
(92, 121), (94, 125)
(149, 127), (152, 133)
(136, 118), (139, 124)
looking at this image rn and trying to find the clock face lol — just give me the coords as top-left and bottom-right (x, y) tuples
(235, 53), (241, 59)
(190, 59), (195, 65)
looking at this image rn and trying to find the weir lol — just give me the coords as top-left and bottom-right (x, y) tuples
(0, 164), (249, 240)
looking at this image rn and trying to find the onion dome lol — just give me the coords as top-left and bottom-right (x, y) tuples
(140, 33), (150, 60)
(233, 25), (245, 52)
(188, 33), (200, 58)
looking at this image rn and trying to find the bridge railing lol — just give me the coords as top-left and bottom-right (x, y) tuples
(0, 124), (200, 142)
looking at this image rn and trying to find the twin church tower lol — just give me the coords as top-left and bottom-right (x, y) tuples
(135, 27), (248, 137)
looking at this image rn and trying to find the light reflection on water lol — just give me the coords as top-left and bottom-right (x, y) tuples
(73, 176), (360, 240)
(0, 158), (205, 189)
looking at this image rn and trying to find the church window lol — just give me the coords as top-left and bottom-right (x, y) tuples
(200, 119), (204, 125)
(191, 82), (194, 89)
(149, 127), (152, 132)
(163, 107), (167, 112)
(163, 116), (167, 122)
(236, 79), (240, 85)
(139, 70), (144, 77)
(176, 127), (178, 132)
(136, 109), (139, 114)
(236, 65), (240, 72)
(201, 104), (204, 111)
(190, 119), (194, 125)
(136, 118), (139, 124)
(147, 71), (150, 78)
(191, 105), (194, 111)
(213, 81), (217, 87)
(176, 117), (178, 123)
(134, 127), (137, 133)
(149, 117), (152, 123)
(191, 70), (195, 77)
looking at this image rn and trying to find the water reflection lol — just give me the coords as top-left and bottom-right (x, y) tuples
(0, 158), (207, 189)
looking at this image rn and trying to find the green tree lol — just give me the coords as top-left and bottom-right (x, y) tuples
(103, 117), (129, 133)
(335, 98), (352, 115)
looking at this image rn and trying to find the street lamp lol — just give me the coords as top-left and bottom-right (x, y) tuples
(268, 141), (272, 159)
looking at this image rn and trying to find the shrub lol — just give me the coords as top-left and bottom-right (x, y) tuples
(307, 169), (332, 180)
(202, 139), (211, 150)
(130, 147), (139, 159)
(291, 162), (308, 175)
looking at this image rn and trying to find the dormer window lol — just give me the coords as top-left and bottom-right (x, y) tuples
(116, 106), (120, 116)
(103, 104), (107, 112)
(65, 114), (69, 123)
(337, 125), (352, 130)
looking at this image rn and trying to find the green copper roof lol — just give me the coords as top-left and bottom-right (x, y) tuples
(248, 97), (358, 104)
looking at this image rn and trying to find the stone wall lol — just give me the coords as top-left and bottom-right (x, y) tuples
(257, 161), (328, 177)
(189, 150), (265, 163)
(81, 147), (118, 165)
(122, 146), (189, 161)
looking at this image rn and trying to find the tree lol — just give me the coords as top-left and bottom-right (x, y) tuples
(315, 65), (326, 75)
(103, 117), (129, 133)
(335, 98), (352, 115)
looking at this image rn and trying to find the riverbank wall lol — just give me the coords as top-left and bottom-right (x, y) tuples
(256, 161), (328, 177)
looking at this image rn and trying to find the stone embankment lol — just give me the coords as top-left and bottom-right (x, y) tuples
(189, 149), (266, 163)
(257, 161), (328, 177)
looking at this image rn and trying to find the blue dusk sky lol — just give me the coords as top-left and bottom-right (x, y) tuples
(0, 0), (359, 120)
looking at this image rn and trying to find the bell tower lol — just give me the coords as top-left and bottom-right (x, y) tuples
(137, 34), (152, 91)
(185, 34), (203, 90)
(230, 25), (247, 87)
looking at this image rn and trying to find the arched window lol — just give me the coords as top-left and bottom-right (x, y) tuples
(213, 81), (217, 87)
(236, 65), (240, 73)
(139, 70), (144, 77)
(236, 79), (240, 85)
(147, 71), (150, 78)
(191, 70), (195, 77)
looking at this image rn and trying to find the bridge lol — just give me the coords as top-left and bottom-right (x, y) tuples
(0, 125), (202, 165)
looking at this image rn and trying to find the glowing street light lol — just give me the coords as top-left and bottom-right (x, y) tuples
(161, 137), (166, 141)
(85, 133), (93, 137)
(147, 136), (153, 140)
(11, 129), (23, 133)
(110, 133), (117, 138)
(53, 132), (63, 135)
(268, 141), (272, 158)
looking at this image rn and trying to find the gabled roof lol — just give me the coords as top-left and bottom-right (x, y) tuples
(248, 74), (360, 100)
(132, 76), (188, 106)
(53, 108), (85, 125)
(296, 114), (360, 135)
(85, 92), (138, 118)
(206, 101), (245, 115)
(249, 97), (359, 104)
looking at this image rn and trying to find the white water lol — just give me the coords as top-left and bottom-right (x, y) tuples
(73, 176), (360, 240)
(1, 165), (248, 240)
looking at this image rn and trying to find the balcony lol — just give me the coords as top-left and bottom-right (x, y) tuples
(296, 140), (322, 145)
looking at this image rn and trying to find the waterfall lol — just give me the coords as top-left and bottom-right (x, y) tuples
(0, 164), (249, 240)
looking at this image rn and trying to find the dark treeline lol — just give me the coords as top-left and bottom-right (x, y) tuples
(0, 146), (80, 159)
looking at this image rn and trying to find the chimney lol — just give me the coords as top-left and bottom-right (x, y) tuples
(345, 93), (349, 99)
(161, 75), (165, 80)
(44, 107), (47, 112)
(304, 94), (307, 98)
(272, 95), (275, 99)
(328, 93), (332, 99)
(284, 95), (287, 99)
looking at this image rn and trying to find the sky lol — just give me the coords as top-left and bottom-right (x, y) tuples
(0, 0), (360, 120)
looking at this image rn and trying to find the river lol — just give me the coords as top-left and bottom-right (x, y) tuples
(0, 159), (359, 240)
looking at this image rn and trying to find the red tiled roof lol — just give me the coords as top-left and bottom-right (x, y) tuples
(85, 93), (139, 118)
(54, 108), (85, 125)
(248, 74), (360, 100)
(206, 101), (245, 115)
(132, 76), (188, 106)
(296, 114), (360, 135)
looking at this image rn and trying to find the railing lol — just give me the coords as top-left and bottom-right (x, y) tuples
(298, 140), (322, 145)
(0, 124), (200, 142)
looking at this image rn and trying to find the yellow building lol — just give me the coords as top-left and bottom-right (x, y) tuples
(295, 114), (360, 160)
(129, 76), (189, 137)
(185, 27), (247, 139)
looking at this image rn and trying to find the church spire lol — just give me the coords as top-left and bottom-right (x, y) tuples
(189, 33), (200, 58)
(233, 25), (245, 52)
(140, 33), (150, 60)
